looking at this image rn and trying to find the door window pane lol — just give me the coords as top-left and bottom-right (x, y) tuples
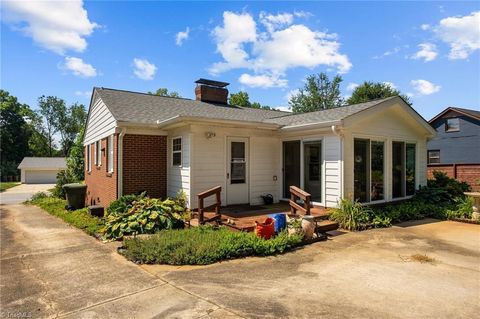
(354, 139), (369, 202)
(392, 141), (405, 198)
(371, 141), (384, 201)
(231, 142), (245, 184)
(283, 141), (301, 198)
(406, 143), (416, 196)
(303, 141), (321, 202)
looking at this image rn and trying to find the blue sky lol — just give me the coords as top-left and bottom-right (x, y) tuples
(1, 1), (479, 120)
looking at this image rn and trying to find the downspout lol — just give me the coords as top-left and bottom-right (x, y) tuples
(331, 125), (344, 203)
(117, 128), (127, 199)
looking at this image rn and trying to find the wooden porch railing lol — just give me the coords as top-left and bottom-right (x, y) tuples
(289, 186), (311, 215)
(197, 186), (222, 224)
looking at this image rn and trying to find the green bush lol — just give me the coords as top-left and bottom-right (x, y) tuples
(104, 196), (187, 240)
(329, 198), (373, 231)
(106, 192), (146, 216)
(52, 170), (77, 198)
(446, 197), (474, 220)
(121, 226), (303, 265)
(30, 191), (50, 201)
(416, 171), (470, 205)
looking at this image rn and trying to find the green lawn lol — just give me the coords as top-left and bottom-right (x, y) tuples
(28, 196), (104, 236)
(0, 182), (20, 192)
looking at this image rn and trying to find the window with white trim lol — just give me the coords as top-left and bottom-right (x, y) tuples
(445, 118), (460, 132)
(172, 137), (182, 166)
(86, 145), (91, 172)
(95, 140), (101, 166)
(428, 150), (440, 164)
(107, 135), (114, 173)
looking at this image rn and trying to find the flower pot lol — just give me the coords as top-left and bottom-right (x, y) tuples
(255, 217), (275, 239)
(302, 215), (316, 239)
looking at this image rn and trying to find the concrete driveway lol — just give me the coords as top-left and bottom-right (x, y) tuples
(1, 203), (479, 318)
(0, 183), (55, 205)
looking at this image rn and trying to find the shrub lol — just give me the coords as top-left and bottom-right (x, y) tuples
(30, 191), (50, 201)
(416, 171), (471, 205)
(52, 170), (77, 198)
(445, 196), (474, 220)
(121, 226), (303, 265)
(104, 196), (187, 240)
(106, 192), (146, 216)
(329, 198), (372, 231)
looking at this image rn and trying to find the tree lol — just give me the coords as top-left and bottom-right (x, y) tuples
(346, 82), (411, 105)
(148, 88), (181, 98)
(38, 95), (61, 156)
(229, 91), (274, 110)
(0, 90), (31, 177)
(66, 126), (85, 182)
(289, 73), (344, 113)
(229, 91), (251, 107)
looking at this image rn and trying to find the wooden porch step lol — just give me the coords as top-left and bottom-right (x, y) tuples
(315, 220), (339, 233)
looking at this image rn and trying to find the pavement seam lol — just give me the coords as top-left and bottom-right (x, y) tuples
(54, 283), (168, 318)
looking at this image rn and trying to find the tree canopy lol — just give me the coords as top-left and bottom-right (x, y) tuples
(346, 82), (411, 105)
(289, 73), (344, 113)
(229, 91), (273, 110)
(148, 88), (181, 98)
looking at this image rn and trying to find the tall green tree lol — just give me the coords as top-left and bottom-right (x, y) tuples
(346, 82), (411, 105)
(289, 73), (344, 113)
(38, 95), (61, 156)
(148, 88), (181, 98)
(66, 126), (85, 181)
(229, 91), (274, 110)
(0, 90), (31, 177)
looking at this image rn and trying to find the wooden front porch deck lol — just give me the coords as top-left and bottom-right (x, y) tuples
(193, 202), (335, 232)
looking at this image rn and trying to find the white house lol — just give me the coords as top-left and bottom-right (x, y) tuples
(83, 79), (436, 209)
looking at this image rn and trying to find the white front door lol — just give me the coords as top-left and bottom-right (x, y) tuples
(226, 137), (249, 205)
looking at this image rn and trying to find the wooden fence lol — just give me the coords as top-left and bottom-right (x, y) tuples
(427, 163), (480, 191)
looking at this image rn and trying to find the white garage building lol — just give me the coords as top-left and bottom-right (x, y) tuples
(18, 157), (67, 184)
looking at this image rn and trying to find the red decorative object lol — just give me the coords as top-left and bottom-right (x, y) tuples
(255, 217), (275, 239)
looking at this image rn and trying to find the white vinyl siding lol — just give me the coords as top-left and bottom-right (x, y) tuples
(167, 129), (191, 206)
(107, 135), (114, 173)
(84, 95), (116, 145)
(324, 135), (342, 208)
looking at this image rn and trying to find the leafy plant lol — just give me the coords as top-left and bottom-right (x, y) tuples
(445, 196), (474, 220)
(417, 171), (471, 205)
(121, 226), (303, 265)
(330, 198), (372, 231)
(104, 196), (187, 240)
(30, 191), (50, 201)
(106, 192), (146, 216)
(51, 169), (77, 198)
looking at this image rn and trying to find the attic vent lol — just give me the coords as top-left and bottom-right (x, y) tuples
(195, 78), (229, 104)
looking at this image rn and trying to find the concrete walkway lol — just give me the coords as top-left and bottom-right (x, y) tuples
(0, 204), (238, 318)
(0, 183), (55, 205)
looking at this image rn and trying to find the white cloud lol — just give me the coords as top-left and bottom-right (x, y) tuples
(277, 105), (292, 112)
(63, 57), (97, 77)
(434, 11), (480, 59)
(420, 24), (431, 31)
(259, 12), (294, 33)
(410, 79), (441, 95)
(346, 82), (359, 91)
(132, 58), (157, 80)
(175, 27), (190, 46)
(412, 43), (438, 62)
(373, 47), (400, 59)
(210, 11), (351, 84)
(2, 0), (97, 54)
(238, 73), (287, 88)
(284, 89), (300, 102)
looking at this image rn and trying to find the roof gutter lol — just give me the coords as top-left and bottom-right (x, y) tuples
(155, 115), (280, 130)
(280, 120), (343, 131)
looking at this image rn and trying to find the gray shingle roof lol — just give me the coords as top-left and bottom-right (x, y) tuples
(96, 88), (289, 125)
(18, 157), (66, 169)
(95, 88), (397, 127)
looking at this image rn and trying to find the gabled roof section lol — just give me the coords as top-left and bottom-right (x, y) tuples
(95, 87), (289, 125)
(429, 107), (480, 123)
(265, 97), (396, 127)
(18, 157), (66, 169)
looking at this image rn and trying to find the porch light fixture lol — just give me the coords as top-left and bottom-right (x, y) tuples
(205, 131), (216, 139)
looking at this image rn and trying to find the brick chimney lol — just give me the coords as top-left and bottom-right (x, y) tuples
(195, 78), (229, 104)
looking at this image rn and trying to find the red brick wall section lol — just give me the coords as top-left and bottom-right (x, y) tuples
(428, 164), (480, 191)
(85, 135), (118, 207)
(122, 134), (167, 198)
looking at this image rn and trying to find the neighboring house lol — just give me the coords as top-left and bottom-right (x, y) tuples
(83, 79), (435, 209)
(18, 157), (66, 184)
(427, 107), (480, 191)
